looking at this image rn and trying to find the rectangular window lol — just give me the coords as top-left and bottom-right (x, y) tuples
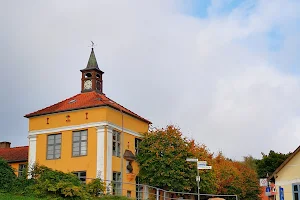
(112, 172), (122, 195)
(127, 190), (131, 197)
(73, 171), (87, 183)
(47, 134), (61, 159)
(18, 164), (26, 177)
(136, 176), (142, 200)
(112, 130), (121, 157)
(72, 130), (88, 157)
(135, 138), (142, 155)
(293, 184), (300, 200)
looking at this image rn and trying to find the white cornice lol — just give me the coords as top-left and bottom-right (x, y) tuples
(28, 121), (144, 137)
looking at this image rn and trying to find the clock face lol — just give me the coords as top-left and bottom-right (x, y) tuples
(84, 80), (92, 90)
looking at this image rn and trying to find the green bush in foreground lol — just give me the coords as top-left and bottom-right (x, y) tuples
(0, 158), (17, 192)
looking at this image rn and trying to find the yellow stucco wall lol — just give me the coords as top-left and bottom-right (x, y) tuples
(35, 127), (98, 180)
(28, 107), (107, 131)
(275, 151), (300, 200)
(28, 105), (149, 194)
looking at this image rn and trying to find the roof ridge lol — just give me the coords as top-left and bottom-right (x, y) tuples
(11, 146), (29, 149)
(24, 93), (82, 118)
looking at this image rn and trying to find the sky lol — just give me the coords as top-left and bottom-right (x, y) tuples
(1, 0), (300, 160)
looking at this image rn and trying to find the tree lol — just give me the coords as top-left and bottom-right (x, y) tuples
(0, 158), (16, 191)
(187, 140), (217, 194)
(136, 125), (196, 192)
(243, 155), (258, 171)
(256, 150), (291, 178)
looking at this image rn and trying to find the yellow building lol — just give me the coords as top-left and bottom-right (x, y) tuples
(24, 48), (151, 197)
(0, 141), (28, 177)
(269, 146), (300, 200)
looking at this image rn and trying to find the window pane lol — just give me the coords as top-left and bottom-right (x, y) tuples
(294, 185), (298, 191)
(73, 136), (80, 142)
(73, 146), (80, 152)
(81, 131), (87, 136)
(48, 139), (54, 144)
(48, 145), (54, 151)
(55, 154), (60, 159)
(80, 171), (86, 177)
(113, 134), (116, 141)
(48, 135), (54, 140)
(81, 146), (87, 151)
(55, 134), (61, 143)
(47, 154), (53, 159)
(294, 193), (299, 200)
(81, 141), (87, 147)
(74, 132), (80, 137)
(55, 150), (61, 156)
(55, 145), (61, 150)
(81, 135), (87, 141)
(73, 143), (79, 148)
(81, 150), (87, 155)
(117, 133), (120, 141)
(73, 151), (79, 156)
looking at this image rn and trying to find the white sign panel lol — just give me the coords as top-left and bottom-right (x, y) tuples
(197, 161), (207, 166)
(260, 178), (268, 187)
(196, 176), (200, 182)
(186, 158), (198, 162)
(198, 166), (212, 170)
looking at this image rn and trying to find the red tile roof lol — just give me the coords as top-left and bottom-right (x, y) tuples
(24, 91), (151, 124)
(0, 146), (29, 163)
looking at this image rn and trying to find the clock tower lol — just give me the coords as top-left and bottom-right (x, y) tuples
(80, 48), (104, 93)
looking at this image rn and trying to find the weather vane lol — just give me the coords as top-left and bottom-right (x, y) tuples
(89, 41), (96, 49)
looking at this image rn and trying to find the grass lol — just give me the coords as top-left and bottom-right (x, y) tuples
(0, 192), (46, 199)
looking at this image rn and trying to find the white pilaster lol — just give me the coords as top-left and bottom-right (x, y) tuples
(28, 135), (37, 178)
(97, 125), (105, 180)
(106, 126), (113, 182)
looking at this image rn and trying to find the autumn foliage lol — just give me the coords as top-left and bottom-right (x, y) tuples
(136, 125), (260, 200)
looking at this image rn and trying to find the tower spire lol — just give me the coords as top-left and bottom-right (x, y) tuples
(80, 44), (104, 93)
(85, 47), (99, 70)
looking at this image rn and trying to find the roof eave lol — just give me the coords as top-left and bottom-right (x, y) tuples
(25, 104), (152, 124)
(268, 145), (300, 181)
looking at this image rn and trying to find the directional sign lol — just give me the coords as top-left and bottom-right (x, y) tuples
(186, 158), (198, 162)
(197, 161), (207, 166)
(198, 166), (212, 170)
(279, 186), (284, 200)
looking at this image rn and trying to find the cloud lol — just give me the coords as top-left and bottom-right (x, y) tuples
(1, 0), (300, 159)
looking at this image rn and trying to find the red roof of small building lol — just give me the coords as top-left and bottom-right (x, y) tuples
(24, 91), (151, 124)
(0, 146), (29, 163)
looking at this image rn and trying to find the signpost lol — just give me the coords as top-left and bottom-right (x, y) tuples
(186, 158), (212, 200)
(265, 186), (271, 196)
(259, 178), (268, 187)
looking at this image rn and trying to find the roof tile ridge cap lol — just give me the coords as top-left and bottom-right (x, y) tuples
(11, 146), (29, 149)
(25, 93), (82, 117)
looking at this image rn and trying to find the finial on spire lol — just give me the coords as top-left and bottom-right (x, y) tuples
(89, 41), (96, 49)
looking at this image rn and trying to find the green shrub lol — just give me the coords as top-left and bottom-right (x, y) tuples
(27, 164), (90, 199)
(0, 158), (16, 191)
(86, 178), (106, 197)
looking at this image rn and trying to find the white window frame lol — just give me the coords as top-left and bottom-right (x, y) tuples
(112, 130), (121, 157)
(72, 130), (88, 157)
(47, 134), (61, 160)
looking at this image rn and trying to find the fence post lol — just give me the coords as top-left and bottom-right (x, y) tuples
(156, 188), (159, 200)
(164, 190), (166, 200)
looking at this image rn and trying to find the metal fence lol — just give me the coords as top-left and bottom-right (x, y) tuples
(90, 179), (238, 200)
